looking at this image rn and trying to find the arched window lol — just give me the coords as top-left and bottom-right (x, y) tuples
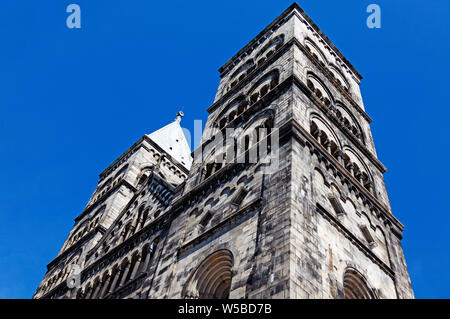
(138, 241), (157, 275)
(255, 34), (285, 65)
(329, 66), (349, 91)
(83, 282), (93, 299)
(307, 74), (332, 107)
(247, 71), (279, 105)
(203, 163), (215, 181)
(335, 104), (363, 141)
(104, 265), (120, 296)
(255, 118), (274, 160)
(199, 211), (213, 229)
(90, 276), (102, 299)
(116, 259), (130, 288)
(343, 150), (373, 192)
(98, 271), (111, 299)
(219, 118), (227, 130)
(216, 97), (247, 131)
(183, 250), (234, 299)
(137, 174), (147, 187)
(200, 147), (227, 182)
(114, 164), (128, 179)
(138, 208), (149, 230)
(343, 268), (375, 299)
(305, 39), (327, 66)
(230, 60), (255, 84)
(125, 252), (140, 283)
(310, 118), (340, 160)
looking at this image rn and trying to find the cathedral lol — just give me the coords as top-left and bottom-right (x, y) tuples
(34, 3), (414, 299)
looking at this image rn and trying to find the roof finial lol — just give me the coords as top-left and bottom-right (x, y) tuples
(175, 110), (184, 123)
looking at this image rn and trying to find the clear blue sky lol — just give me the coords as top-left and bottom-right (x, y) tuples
(0, 0), (449, 299)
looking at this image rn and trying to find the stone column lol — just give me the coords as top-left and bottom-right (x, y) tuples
(99, 275), (111, 298)
(141, 244), (155, 274)
(130, 256), (142, 280)
(316, 129), (323, 143)
(136, 215), (145, 232)
(91, 282), (102, 299)
(84, 286), (93, 299)
(337, 151), (344, 166)
(108, 271), (121, 294)
(347, 163), (354, 176)
(130, 213), (139, 234)
(118, 229), (126, 244)
(324, 140), (331, 154)
(119, 262), (131, 287)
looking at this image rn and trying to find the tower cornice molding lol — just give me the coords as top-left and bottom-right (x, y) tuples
(209, 38), (372, 125)
(202, 73), (384, 175)
(292, 38), (372, 123)
(218, 3), (362, 81)
(75, 179), (137, 223)
(46, 226), (99, 270)
(208, 38), (290, 114)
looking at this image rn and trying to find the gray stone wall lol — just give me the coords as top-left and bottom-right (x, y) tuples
(34, 3), (413, 300)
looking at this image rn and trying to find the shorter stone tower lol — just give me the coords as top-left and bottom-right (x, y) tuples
(33, 113), (192, 299)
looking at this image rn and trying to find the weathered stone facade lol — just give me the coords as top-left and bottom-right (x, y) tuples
(34, 3), (414, 299)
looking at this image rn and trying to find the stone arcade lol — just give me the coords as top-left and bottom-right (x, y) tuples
(34, 3), (414, 299)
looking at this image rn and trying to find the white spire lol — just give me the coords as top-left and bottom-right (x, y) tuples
(147, 112), (192, 170)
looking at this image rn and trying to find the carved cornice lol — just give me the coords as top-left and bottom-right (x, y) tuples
(208, 37), (290, 114)
(218, 3), (362, 81)
(218, 7), (295, 77)
(291, 38), (372, 124)
(99, 137), (145, 181)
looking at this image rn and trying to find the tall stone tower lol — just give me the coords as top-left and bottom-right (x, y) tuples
(34, 3), (414, 299)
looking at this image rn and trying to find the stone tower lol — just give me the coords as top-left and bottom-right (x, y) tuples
(34, 3), (414, 299)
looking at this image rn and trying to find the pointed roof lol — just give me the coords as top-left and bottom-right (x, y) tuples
(147, 111), (192, 170)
